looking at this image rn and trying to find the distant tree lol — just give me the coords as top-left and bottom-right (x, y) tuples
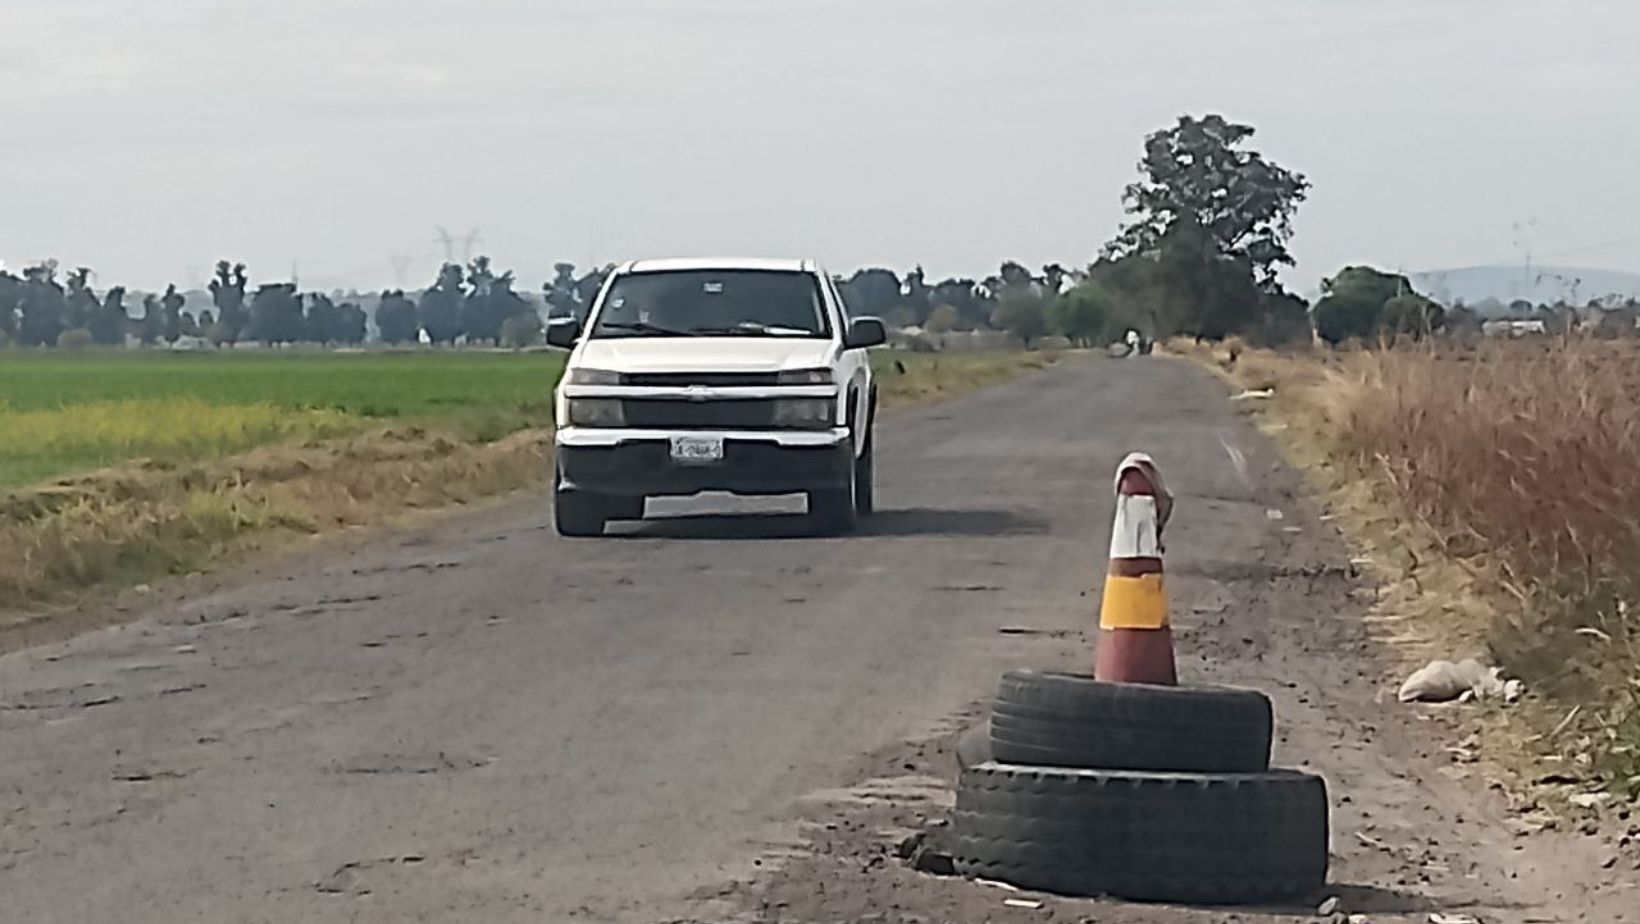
(419, 263), (466, 344)
(1049, 283), (1116, 346)
(0, 270), (22, 342)
(1381, 293), (1444, 342)
(64, 268), (100, 332)
(208, 261), (249, 344)
(837, 268), (903, 320)
(304, 292), (342, 343)
(1104, 114), (1308, 340)
(335, 301), (368, 345)
(461, 256), (507, 344)
(161, 284), (185, 343)
(1247, 290), (1313, 347)
(930, 278), (988, 329)
(543, 262), (579, 319)
(901, 266), (931, 326)
(574, 264), (613, 321)
(1312, 266), (1405, 346)
(19, 261), (66, 346)
(248, 283), (304, 344)
(925, 304), (962, 334)
(90, 285), (128, 345)
(139, 294), (164, 345)
(500, 311), (545, 348)
(57, 327), (94, 351)
(375, 289), (420, 344)
(1040, 263), (1071, 296)
(993, 294), (1049, 347)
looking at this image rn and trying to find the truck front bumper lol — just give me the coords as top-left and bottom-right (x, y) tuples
(555, 427), (853, 497)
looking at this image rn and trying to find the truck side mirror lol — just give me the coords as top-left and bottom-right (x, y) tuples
(546, 318), (581, 349)
(844, 317), (887, 350)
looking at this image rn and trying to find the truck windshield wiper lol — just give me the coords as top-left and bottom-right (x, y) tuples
(596, 321), (700, 337)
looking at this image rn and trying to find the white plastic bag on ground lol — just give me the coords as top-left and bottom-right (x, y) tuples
(1398, 658), (1524, 704)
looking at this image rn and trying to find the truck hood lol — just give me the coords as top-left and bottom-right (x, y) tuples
(574, 337), (837, 374)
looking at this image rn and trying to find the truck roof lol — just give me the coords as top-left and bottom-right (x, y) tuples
(622, 257), (815, 275)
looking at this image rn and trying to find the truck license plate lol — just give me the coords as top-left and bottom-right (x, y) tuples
(669, 435), (725, 465)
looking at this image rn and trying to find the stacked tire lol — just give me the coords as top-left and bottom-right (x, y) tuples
(951, 670), (1329, 904)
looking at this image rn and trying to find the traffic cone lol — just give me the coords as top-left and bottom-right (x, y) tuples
(1093, 452), (1177, 685)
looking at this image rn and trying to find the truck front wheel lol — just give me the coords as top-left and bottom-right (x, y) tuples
(809, 440), (859, 536)
(554, 478), (608, 538)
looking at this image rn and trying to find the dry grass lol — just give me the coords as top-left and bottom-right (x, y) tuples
(1172, 337), (1640, 795)
(0, 398), (364, 488)
(0, 427), (548, 620)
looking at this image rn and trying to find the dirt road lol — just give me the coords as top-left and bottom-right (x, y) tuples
(0, 357), (1629, 923)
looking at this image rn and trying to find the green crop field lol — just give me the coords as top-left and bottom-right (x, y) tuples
(0, 348), (1046, 491)
(0, 351), (567, 488)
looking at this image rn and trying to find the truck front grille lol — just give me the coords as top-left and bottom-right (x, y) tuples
(621, 399), (778, 429)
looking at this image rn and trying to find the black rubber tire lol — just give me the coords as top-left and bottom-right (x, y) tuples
(810, 486), (857, 535)
(952, 762), (1328, 904)
(854, 429), (875, 517)
(809, 434), (858, 536)
(991, 671), (1272, 774)
(553, 485), (607, 538)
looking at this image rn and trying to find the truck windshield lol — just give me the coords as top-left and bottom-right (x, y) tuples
(590, 270), (830, 339)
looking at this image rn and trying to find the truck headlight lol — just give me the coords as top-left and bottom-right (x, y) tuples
(567, 398), (625, 427)
(776, 368), (834, 385)
(773, 398), (836, 429)
(567, 368), (623, 386)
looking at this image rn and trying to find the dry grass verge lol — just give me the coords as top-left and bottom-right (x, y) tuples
(0, 350), (1057, 631)
(1171, 337), (1640, 798)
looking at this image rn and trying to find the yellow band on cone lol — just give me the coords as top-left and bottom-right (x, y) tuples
(1099, 573), (1169, 630)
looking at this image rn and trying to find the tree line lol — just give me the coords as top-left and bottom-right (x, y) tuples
(11, 113), (1575, 353)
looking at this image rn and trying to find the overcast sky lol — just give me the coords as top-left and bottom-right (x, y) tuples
(3, 0), (1638, 293)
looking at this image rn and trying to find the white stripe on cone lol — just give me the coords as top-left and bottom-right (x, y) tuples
(1109, 494), (1163, 559)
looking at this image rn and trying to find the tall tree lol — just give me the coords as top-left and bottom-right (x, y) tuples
(419, 263), (466, 344)
(248, 283), (304, 344)
(0, 270), (22, 342)
(208, 261), (249, 345)
(1048, 282), (1116, 346)
(461, 256), (507, 344)
(1104, 114), (1308, 339)
(64, 267), (100, 332)
(1312, 266), (1406, 346)
(837, 268), (902, 320)
(160, 284), (185, 344)
(89, 285), (128, 345)
(574, 265), (613, 321)
(335, 301), (368, 345)
(304, 292), (342, 343)
(375, 289), (420, 344)
(901, 266), (931, 327)
(19, 261), (66, 346)
(544, 262), (579, 319)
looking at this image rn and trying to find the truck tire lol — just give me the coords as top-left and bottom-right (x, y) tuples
(990, 671), (1272, 774)
(810, 486), (857, 535)
(854, 428), (875, 516)
(952, 763), (1328, 904)
(809, 436), (859, 536)
(553, 480), (607, 538)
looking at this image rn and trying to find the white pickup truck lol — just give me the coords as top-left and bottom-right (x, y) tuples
(547, 257), (887, 537)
